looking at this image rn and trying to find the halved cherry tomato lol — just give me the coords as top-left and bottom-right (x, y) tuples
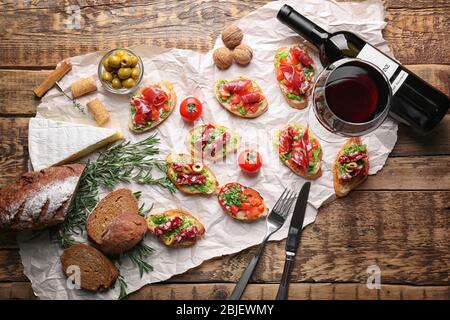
(276, 68), (284, 81)
(230, 94), (241, 105)
(230, 205), (240, 215)
(180, 96), (202, 122)
(238, 149), (262, 173)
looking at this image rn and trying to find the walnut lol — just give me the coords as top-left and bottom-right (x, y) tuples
(233, 43), (253, 65)
(213, 47), (233, 70)
(221, 24), (243, 49)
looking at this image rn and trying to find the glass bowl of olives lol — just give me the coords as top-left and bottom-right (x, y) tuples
(98, 48), (144, 94)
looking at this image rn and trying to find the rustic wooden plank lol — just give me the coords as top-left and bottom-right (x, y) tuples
(1, 191), (448, 284)
(0, 65), (447, 117)
(0, 1), (448, 66)
(128, 283), (450, 300)
(0, 281), (447, 300)
(0, 250), (26, 281)
(383, 7), (449, 65)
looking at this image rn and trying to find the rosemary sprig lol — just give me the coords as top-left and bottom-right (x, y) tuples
(117, 274), (128, 300)
(52, 134), (175, 248)
(124, 242), (154, 277)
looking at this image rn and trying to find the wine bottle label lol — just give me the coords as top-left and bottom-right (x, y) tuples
(356, 44), (408, 94)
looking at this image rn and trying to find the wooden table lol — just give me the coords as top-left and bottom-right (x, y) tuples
(0, 0), (448, 300)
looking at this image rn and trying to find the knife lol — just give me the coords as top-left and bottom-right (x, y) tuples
(275, 181), (311, 300)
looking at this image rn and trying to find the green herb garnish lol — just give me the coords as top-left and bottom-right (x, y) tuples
(287, 93), (304, 101)
(221, 186), (243, 207)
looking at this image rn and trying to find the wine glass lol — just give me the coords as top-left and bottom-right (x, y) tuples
(308, 58), (392, 142)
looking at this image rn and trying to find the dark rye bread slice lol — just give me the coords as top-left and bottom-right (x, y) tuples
(60, 243), (118, 292)
(0, 164), (85, 232)
(86, 188), (140, 252)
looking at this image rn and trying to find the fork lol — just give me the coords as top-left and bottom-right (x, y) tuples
(229, 188), (296, 300)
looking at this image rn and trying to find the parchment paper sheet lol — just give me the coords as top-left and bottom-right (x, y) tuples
(18, 0), (397, 299)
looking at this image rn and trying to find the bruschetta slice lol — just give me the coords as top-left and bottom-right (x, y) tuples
(274, 46), (315, 109)
(214, 77), (268, 118)
(129, 81), (177, 132)
(217, 182), (268, 221)
(146, 209), (205, 247)
(275, 123), (322, 180)
(186, 123), (240, 161)
(166, 153), (219, 195)
(333, 137), (369, 197)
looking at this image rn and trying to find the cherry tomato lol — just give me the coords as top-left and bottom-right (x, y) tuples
(180, 96), (202, 122)
(238, 149), (262, 173)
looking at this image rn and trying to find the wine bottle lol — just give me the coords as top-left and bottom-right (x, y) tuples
(277, 4), (449, 134)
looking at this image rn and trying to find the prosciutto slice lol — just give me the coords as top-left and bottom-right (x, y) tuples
(223, 80), (252, 94)
(142, 86), (168, 107)
(175, 225), (199, 243)
(207, 132), (230, 157)
(176, 173), (206, 185)
(153, 216), (183, 236)
(194, 125), (216, 151)
(241, 92), (261, 105)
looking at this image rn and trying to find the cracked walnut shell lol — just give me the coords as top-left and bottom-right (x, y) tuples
(213, 47), (233, 70)
(221, 24), (244, 49)
(233, 43), (253, 65)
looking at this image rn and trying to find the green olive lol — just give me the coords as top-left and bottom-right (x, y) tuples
(101, 71), (113, 82)
(111, 77), (122, 89)
(118, 67), (132, 79)
(122, 78), (136, 89)
(131, 67), (140, 80)
(114, 49), (127, 58)
(102, 58), (113, 72)
(130, 55), (139, 67)
(108, 55), (121, 68)
(120, 54), (133, 67)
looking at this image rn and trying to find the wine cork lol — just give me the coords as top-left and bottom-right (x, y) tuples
(33, 61), (72, 98)
(87, 98), (109, 126)
(70, 76), (97, 98)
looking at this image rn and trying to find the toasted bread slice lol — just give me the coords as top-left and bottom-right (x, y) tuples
(275, 123), (322, 180)
(146, 209), (205, 247)
(217, 182), (268, 222)
(213, 76), (268, 118)
(333, 137), (369, 197)
(166, 153), (219, 195)
(60, 243), (118, 292)
(185, 124), (241, 161)
(274, 47), (313, 110)
(86, 188), (139, 246)
(129, 81), (177, 133)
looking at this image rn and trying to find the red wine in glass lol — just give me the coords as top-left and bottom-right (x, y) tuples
(312, 58), (392, 137)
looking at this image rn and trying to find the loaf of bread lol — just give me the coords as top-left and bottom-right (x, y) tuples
(0, 164), (84, 232)
(86, 188), (147, 255)
(60, 243), (118, 292)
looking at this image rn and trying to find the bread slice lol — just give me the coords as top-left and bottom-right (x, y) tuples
(86, 188), (139, 249)
(147, 209), (205, 247)
(213, 76), (268, 118)
(274, 47), (313, 110)
(0, 164), (84, 232)
(166, 153), (219, 195)
(60, 243), (118, 292)
(129, 81), (177, 133)
(333, 137), (369, 197)
(185, 124), (241, 161)
(275, 123), (322, 180)
(29, 118), (123, 171)
(100, 212), (148, 255)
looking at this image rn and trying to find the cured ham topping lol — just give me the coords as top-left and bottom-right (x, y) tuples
(176, 173), (206, 185)
(133, 86), (169, 125)
(219, 79), (265, 114)
(279, 126), (320, 173)
(207, 132), (230, 157)
(338, 152), (367, 163)
(153, 216), (183, 236)
(223, 80), (252, 94)
(194, 124), (216, 151)
(339, 165), (364, 183)
(174, 225), (199, 243)
(276, 46), (314, 96)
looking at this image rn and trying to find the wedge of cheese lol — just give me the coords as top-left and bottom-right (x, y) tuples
(29, 118), (123, 171)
